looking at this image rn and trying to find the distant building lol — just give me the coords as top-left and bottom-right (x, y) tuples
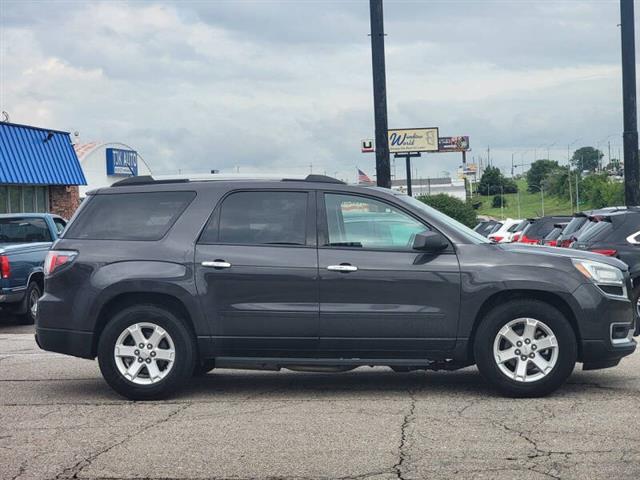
(0, 121), (86, 219)
(391, 177), (466, 201)
(73, 142), (153, 197)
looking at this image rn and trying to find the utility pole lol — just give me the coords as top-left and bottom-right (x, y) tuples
(369, 0), (391, 188)
(621, 0), (640, 206)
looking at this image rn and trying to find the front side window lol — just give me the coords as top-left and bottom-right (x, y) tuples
(53, 218), (67, 234)
(203, 191), (308, 246)
(323, 193), (429, 250)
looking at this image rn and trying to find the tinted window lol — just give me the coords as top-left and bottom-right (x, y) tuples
(203, 191), (308, 245)
(65, 192), (195, 241)
(324, 194), (429, 249)
(575, 220), (613, 243)
(0, 217), (52, 243)
(562, 216), (587, 236)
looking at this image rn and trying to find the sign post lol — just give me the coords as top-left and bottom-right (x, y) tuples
(388, 127), (438, 196)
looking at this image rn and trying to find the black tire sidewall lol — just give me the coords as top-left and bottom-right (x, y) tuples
(474, 299), (577, 397)
(98, 305), (195, 400)
(19, 281), (41, 325)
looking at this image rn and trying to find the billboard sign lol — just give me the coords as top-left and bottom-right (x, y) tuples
(388, 128), (439, 153)
(106, 148), (138, 176)
(438, 136), (470, 152)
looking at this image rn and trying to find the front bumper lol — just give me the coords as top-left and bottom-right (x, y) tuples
(572, 283), (637, 370)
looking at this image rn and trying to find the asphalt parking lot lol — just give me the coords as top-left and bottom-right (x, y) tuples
(0, 321), (638, 480)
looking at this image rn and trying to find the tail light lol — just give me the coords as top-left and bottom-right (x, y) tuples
(559, 239), (571, 248)
(491, 235), (503, 243)
(519, 235), (538, 244)
(512, 234), (520, 242)
(548, 240), (558, 247)
(0, 255), (10, 279)
(44, 250), (78, 276)
(590, 249), (618, 257)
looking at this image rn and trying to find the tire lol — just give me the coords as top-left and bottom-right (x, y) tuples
(18, 281), (41, 325)
(474, 299), (577, 397)
(97, 304), (196, 400)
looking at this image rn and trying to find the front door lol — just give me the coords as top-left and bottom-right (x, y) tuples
(317, 192), (461, 358)
(195, 189), (318, 357)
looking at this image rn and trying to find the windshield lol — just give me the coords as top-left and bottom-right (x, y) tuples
(396, 195), (491, 244)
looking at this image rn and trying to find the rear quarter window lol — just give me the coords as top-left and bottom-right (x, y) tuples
(64, 191), (195, 241)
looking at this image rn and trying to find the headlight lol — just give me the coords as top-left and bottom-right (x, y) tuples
(572, 258), (627, 298)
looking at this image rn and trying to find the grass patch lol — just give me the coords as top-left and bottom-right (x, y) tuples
(473, 180), (579, 219)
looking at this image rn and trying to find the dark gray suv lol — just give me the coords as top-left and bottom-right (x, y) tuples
(36, 175), (637, 400)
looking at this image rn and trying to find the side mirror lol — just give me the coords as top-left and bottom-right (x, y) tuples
(413, 231), (449, 252)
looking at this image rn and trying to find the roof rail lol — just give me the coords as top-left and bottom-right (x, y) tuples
(284, 174), (345, 184)
(111, 175), (188, 187)
(111, 173), (346, 186)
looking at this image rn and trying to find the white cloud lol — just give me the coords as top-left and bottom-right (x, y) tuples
(0, 0), (634, 181)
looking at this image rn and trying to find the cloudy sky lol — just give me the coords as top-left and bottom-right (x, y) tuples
(0, 0), (635, 182)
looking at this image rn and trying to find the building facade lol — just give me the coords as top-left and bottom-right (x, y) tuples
(0, 122), (86, 219)
(73, 142), (152, 197)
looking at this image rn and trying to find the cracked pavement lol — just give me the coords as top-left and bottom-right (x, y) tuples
(0, 327), (639, 480)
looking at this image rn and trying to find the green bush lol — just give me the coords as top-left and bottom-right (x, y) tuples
(417, 193), (477, 228)
(492, 195), (507, 208)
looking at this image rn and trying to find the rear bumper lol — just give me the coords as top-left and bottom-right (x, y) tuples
(35, 327), (95, 359)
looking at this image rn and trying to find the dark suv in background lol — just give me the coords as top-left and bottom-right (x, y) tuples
(571, 208), (640, 308)
(36, 175), (637, 400)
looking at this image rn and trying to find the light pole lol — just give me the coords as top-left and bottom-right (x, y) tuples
(567, 138), (580, 213)
(529, 183), (545, 217)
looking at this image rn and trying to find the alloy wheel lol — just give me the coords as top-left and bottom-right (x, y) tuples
(114, 322), (176, 385)
(493, 317), (559, 383)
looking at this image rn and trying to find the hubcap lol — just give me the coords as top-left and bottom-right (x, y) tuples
(493, 318), (559, 383)
(114, 322), (175, 385)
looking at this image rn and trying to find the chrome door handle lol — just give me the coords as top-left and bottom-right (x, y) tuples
(201, 260), (232, 269)
(327, 264), (358, 272)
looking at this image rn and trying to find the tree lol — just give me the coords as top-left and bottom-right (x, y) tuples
(492, 195), (507, 208)
(571, 146), (604, 172)
(526, 160), (559, 193)
(477, 166), (518, 195)
(417, 194), (477, 228)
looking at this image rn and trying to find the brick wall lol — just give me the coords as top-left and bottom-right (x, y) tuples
(49, 185), (80, 219)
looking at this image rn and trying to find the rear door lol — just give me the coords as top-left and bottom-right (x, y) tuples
(317, 191), (461, 358)
(194, 189), (319, 357)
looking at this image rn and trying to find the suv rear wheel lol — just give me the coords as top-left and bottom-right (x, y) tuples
(97, 305), (196, 400)
(474, 299), (577, 397)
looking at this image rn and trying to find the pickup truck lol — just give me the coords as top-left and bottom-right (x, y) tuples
(0, 213), (67, 324)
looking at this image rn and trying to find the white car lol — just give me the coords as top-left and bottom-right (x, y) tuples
(487, 218), (523, 243)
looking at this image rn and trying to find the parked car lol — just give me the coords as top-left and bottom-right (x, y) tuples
(474, 220), (502, 237)
(487, 218), (523, 243)
(0, 213), (67, 323)
(557, 208), (627, 248)
(36, 175), (636, 400)
(510, 219), (532, 243)
(571, 209), (640, 314)
(542, 223), (568, 247)
(518, 216), (572, 245)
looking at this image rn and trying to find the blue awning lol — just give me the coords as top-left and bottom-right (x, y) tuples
(0, 122), (87, 185)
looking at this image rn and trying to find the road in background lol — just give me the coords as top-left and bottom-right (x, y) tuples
(1, 325), (639, 480)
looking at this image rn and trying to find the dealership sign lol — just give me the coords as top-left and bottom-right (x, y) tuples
(438, 136), (470, 152)
(106, 148), (138, 176)
(388, 128), (439, 153)
(361, 139), (375, 153)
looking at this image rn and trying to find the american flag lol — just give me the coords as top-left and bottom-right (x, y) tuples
(357, 168), (373, 184)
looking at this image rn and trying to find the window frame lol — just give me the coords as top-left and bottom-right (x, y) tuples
(317, 190), (453, 253)
(197, 188), (316, 248)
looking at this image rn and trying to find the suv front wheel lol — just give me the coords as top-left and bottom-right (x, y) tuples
(97, 305), (196, 400)
(474, 299), (577, 397)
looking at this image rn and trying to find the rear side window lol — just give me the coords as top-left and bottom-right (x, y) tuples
(0, 217), (52, 243)
(576, 220), (613, 243)
(65, 192), (195, 241)
(200, 191), (308, 245)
